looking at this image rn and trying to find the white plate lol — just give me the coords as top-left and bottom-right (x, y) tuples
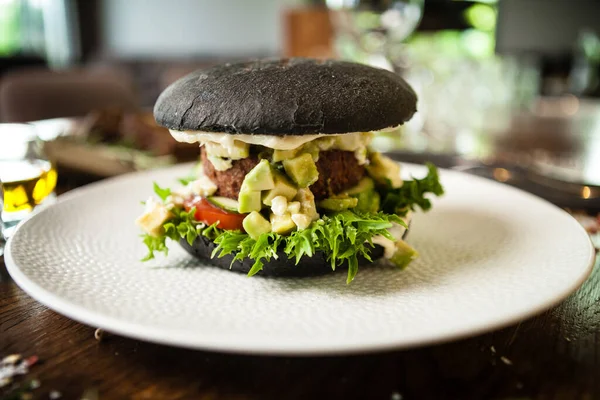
(5, 164), (595, 355)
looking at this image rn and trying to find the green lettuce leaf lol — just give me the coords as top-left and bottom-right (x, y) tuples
(379, 163), (444, 215)
(140, 206), (219, 261)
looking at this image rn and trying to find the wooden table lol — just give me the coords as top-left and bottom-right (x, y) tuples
(1, 182), (599, 400)
(1, 253), (599, 400)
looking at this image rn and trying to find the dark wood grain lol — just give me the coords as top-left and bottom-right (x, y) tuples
(1, 253), (598, 400)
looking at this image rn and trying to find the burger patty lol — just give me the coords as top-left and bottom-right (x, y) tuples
(311, 150), (365, 199)
(201, 148), (365, 200)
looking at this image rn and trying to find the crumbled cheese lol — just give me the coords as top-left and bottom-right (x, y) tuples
(371, 213), (412, 258)
(189, 176), (217, 197)
(295, 188), (319, 221)
(205, 140), (249, 160)
(207, 154), (233, 171)
(165, 193), (185, 207)
(271, 196), (288, 216)
(291, 213), (312, 230)
(287, 201), (301, 214)
(135, 197), (173, 237)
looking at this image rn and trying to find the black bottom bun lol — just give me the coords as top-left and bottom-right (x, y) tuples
(179, 227), (409, 277)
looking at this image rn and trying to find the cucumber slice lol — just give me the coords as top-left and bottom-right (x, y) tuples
(206, 196), (240, 213)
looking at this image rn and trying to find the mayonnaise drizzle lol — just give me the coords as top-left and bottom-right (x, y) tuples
(169, 125), (399, 151)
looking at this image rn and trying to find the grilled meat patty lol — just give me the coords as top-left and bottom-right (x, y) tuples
(201, 147), (365, 200)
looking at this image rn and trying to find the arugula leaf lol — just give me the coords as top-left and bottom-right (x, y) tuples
(153, 182), (171, 202)
(379, 163), (444, 215)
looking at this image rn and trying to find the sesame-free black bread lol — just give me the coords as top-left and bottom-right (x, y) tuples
(154, 58), (417, 135)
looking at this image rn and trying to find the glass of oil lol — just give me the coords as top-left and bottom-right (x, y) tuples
(0, 124), (57, 251)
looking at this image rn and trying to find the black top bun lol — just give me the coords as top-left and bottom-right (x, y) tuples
(154, 58), (417, 136)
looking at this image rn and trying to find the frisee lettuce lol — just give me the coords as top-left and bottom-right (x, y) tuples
(140, 165), (443, 283)
(380, 163), (444, 215)
(140, 206), (220, 261)
(142, 208), (404, 283)
(212, 210), (405, 283)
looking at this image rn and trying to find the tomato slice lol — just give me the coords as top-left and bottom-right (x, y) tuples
(183, 196), (246, 231)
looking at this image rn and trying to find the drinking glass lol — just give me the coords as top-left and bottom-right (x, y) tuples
(327, 0), (425, 71)
(0, 124), (57, 255)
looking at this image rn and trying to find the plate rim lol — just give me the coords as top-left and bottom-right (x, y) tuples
(5, 164), (597, 355)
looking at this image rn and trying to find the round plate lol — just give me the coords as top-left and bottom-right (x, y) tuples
(5, 164), (595, 355)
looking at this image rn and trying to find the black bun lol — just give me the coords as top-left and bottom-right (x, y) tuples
(179, 235), (385, 277)
(154, 58), (417, 136)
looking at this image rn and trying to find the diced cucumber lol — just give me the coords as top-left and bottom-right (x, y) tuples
(206, 196), (240, 213)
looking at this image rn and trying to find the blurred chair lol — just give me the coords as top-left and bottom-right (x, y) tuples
(0, 68), (138, 122)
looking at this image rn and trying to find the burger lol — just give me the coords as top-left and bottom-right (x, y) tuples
(136, 58), (443, 283)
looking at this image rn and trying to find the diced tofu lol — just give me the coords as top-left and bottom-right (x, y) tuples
(135, 197), (173, 237)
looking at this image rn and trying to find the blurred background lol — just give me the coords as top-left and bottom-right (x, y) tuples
(1, 0), (600, 211)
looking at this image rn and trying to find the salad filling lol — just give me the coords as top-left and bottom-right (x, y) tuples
(137, 132), (443, 283)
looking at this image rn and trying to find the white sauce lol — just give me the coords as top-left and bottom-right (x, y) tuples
(371, 212), (412, 258)
(169, 126), (399, 151)
(171, 130), (337, 150)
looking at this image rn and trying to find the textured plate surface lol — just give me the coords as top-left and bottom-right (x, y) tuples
(5, 163), (595, 355)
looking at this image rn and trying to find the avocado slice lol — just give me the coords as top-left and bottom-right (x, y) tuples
(282, 153), (319, 188)
(272, 148), (300, 162)
(318, 197), (358, 212)
(242, 159), (275, 191)
(270, 213), (296, 235)
(389, 240), (418, 269)
(354, 189), (380, 213)
(238, 190), (262, 213)
(345, 177), (375, 195)
(365, 152), (403, 188)
(262, 171), (298, 206)
(243, 211), (272, 239)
